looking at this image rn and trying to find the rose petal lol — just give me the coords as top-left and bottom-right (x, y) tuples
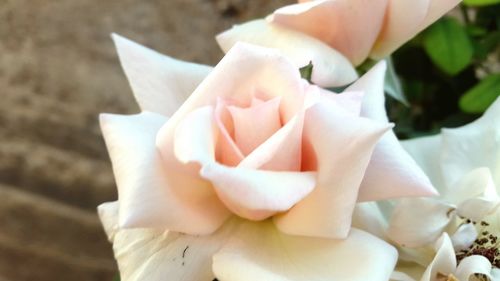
(97, 201), (120, 242)
(420, 233), (457, 281)
(450, 223), (477, 252)
(370, 0), (430, 59)
(440, 97), (500, 189)
(401, 135), (447, 193)
(271, 0), (388, 65)
(419, 0), (462, 36)
(112, 34), (212, 116)
(446, 167), (499, 221)
(388, 198), (455, 248)
(215, 98), (245, 166)
(352, 202), (389, 240)
(100, 112), (229, 234)
(228, 97), (282, 155)
(348, 61), (438, 201)
(201, 163), (316, 220)
(274, 101), (391, 239)
(98, 201), (238, 281)
(174, 106), (217, 166)
(216, 19), (358, 87)
(320, 90), (365, 117)
(238, 111), (304, 171)
(455, 255), (494, 281)
(213, 221), (397, 281)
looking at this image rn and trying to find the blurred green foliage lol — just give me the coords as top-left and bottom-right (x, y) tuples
(388, 3), (500, 138)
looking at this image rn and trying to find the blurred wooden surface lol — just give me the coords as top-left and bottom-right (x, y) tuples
(0, 0), (292, 280)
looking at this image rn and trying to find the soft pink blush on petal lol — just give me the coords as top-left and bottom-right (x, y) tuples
(157, 43), (305, 182)
(228, 96), (282, 155)
(161, 42), (305, 133)
(275, 101), (391, 239)
(215, 98), (245, 166)
(201, 163), (316, 220)
(370, 0), (430, 59)
(371, 0), (461, 59)
(238, 111), (304, 172)
(271, 0), (388, 65)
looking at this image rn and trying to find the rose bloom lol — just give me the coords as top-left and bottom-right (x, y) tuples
(98, 34), (436, 280)
(217, 0), (460, 86)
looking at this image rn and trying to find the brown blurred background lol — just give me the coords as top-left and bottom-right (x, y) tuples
(0, 1), (292, 280)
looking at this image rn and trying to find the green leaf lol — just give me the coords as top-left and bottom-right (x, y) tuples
(384, 56), (408, 105)
(463, 0), (500, 6)
(459, 74), (500, 113)
(299, 61), (313, 83)
(112, 274), (120, 281)
(423, 17), (474, 75)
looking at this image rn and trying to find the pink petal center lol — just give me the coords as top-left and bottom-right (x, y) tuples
(227, 96), (283, 156)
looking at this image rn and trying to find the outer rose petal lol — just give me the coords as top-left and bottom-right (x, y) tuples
(97, 201), (238, 281)
(112, 34), (212, 117)
(271, 0), (388, 65)
(201, 163), (316, 220)
(419, 0), (462, 38)
(440, 97), (500, 188)
(212, 221), (397, 281)
(388, 198), (455, 248)
(370, 0), (461, 59)
(216, 19), (358, 87)
(369, 0), (430, 59)
(348, 61), (438, 201)
(100, 112), (229, 234)
(274, 101), (391, 238)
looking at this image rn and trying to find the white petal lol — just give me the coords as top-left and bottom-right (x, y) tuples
(112, 34), (212, 116)
(352, 202), (389, 240)
(388, 198), (455, 247)
(216, 19), (358, 87)
(420, 233), (457, 281)
(448, 168), (500, 221)
(401, 135), (446, 193)
(390, 271), (418, 281)
(450, 223), (477, 252)
(98, 201), (238, 281)
(100, 112), (229, 234)
(97, 201), (120, 242)
(455, 255), (494, 281)
(213, 221), (397, 281)
(348, 62), (437, 201)
(440, 97), (500, 189)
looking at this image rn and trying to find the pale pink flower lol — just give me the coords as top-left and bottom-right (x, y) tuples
(98, 35), (437, 280)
